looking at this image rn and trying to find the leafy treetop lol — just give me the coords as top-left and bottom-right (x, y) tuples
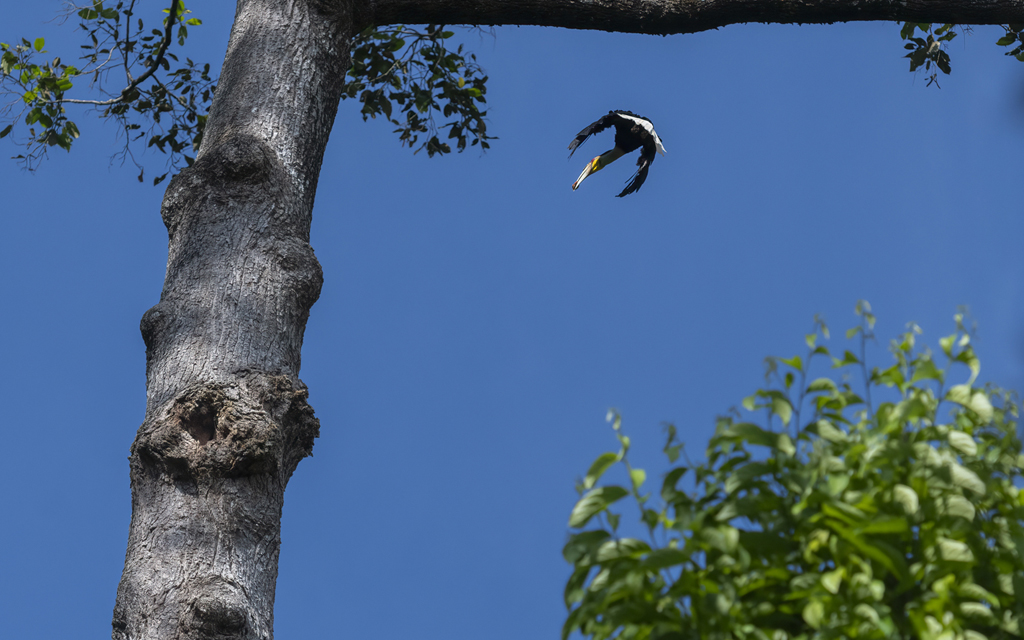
(565, 303), (1024, 640)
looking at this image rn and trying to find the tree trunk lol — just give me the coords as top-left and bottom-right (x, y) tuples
(112, 1), (351, 637)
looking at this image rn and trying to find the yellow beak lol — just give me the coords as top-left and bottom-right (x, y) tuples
(572, 157), (602, 191)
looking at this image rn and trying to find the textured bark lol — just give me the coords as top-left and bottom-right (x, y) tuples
(358, 0), (1024, 34)
(112, 0), (350, 638)
(114, 0), (1024, 638)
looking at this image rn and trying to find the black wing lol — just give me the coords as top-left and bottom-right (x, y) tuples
(567, 111), (620, 158)
(616, 138), (657, 197)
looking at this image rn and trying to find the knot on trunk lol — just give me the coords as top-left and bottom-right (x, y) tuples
(132, 373), (319, 482)
(183, 581), (251, 638)
(161, 133), (289, 237)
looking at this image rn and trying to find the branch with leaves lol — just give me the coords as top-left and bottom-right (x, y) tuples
(0, 1), (211, 184)
(1, 9), (494, 183)
(342, 24), (494, 157)
(900, 23), (959, 88)
(565, 304), (1024, 640)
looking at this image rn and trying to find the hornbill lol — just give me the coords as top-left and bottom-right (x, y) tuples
(568, 110), (666, 197)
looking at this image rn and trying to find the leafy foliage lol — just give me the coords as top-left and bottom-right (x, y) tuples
(1, 5), (493, 183)
(0, 1), (212, 184)
(900, 23), (957, 87)
(565, 304), (1024, 640)
(0, 37), (81, 156)
(995, 24), (1024, 61)
(898, 22), (1024, 88)
(342, 24), (494, 157)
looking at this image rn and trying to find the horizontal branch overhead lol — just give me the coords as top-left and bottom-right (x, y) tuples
(360, 0), (1024, 35)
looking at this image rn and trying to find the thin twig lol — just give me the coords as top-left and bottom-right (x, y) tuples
(118, 0), (180, 98)
(39, 0), (180, 108)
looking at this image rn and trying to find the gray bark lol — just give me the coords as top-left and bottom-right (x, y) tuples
(112, 0), (349, 637)
(360, 0), (1024, 35)
(113, 0), (1024, 638)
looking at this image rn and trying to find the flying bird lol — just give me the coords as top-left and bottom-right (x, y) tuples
(568, 110), (666, 197)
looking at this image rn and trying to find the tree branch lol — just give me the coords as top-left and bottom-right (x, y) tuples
(42, 1), (181, 110)
(360, 0), (1024, 35)
(120, 0), (180, 98)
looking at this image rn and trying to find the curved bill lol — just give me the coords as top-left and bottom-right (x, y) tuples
(572, 158), (598, 191)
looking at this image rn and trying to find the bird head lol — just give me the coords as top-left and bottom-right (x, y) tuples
(572, 156), (605, 191)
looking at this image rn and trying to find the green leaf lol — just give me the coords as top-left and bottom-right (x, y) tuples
(875, 364), (905, 390)
(959, 583), (999, 607)
(701, 525), (739, 553)
(822, 500), (866, 525)
(946, 385), (993, 422)
(810, 419), (848, 443)
(660, 466), (688, 501)
(563, 529), (612, 564)
(803, 600), (825, 629)
(33, 37), (44, 52)
(776, 433), (796, 456)
(938, 537), (975, 563)
(807, 378), (838, 393)
(0, 124), (11, 138)
(773, 396), (792, 425)
(569, 486), (629, 528)
(861, 515), (910, 535)
(948, 430), (977, 456)
(939, 333), (956, 356)
(893, 484), (919, 515)
(948, 461), (986, 496)
(940, 494), (975, 520)
(583, 452), (619, 490)
(629, 468), (646, 492)
(910, 358), (943, 384)
(956, 349), (982, 384)
(595, 537), (649, 562)
(779, 355), (803, 371)
(961, 602), (997, 623)
(641, 548), (688, 570)
(832, 349), (860, 368)
(716, 422), (782, 450)
(724, 461), (772, 494)
(826, 518), (909, 580)
(821, 567), (843, 594)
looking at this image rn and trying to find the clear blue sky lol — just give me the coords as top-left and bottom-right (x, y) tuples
(2, 4), (1023, 638)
